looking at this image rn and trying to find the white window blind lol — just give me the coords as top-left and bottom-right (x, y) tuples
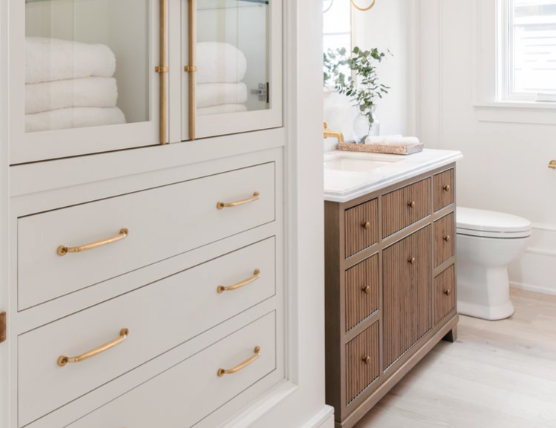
(504, 0), (556, 101)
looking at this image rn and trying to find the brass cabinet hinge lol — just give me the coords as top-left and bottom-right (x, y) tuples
(0, 312), (6, 344)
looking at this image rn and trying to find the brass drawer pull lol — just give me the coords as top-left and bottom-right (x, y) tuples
(217, 269), (261, 294)
(362, 356), (371, 365)
(57, 328), (129, 367)
(444, 289), (452, 297)
(362, 221), (371, 230)
(217, 192), (260, 210)
(444, 185), (451, 192)
(217, 346), (261, 377)
(408, 201), (416, 209)
(408, 257), (417, 265)
(362, 285), (371, 295)
(57, 228), (129, 256)
(444, 235), (452, 242)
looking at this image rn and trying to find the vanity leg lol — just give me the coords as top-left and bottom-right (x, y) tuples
(443, 326), (458, 343)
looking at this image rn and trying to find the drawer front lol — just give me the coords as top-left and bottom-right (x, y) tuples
(383, 226), (432, 369)
(434, 169), (455, 212)
(18, 238), (276, 427)
(345, 254), (379, 332)
(65, 312), (277, 428)
(345, 321), (380, 405)
(382, 178), (431, 238)
(434, 213), (455, 267)
(435, 265), (456, 324)
(18, 162), (275, 310)
(345, 199), (379, 258)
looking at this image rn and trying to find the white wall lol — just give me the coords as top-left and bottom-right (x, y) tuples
(418, 0), (556, 295)
(324, 0), (417, 147)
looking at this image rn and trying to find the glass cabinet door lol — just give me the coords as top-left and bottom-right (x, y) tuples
(183, 0), (282, 141)
(10, 0), (167, 164)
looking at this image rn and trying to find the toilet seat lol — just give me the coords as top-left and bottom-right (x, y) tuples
(456, 207), (532, 239)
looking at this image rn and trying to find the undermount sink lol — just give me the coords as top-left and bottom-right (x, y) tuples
(324, 154), (404, 173)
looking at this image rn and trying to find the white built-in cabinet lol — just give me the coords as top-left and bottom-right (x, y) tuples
(10, 0), (282, 164)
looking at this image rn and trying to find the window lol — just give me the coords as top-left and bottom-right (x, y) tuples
(323, 0), (353, 54)
(501, 0), (556, 102)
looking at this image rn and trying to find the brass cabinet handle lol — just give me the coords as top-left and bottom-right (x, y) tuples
(408, 257), (416, 265)
(362, 222), (371, 230)
(408, 201), (416, 209)
(444, 235), (452, 242)
(444, 289), (452, 297)
(217, 269), (261, 293)
(362, 356), (371, 365)
(57, 228), (129, 256)
(444, 185), (451, 192)
(549, 160), (556, 170)
(156, 0), (168, 144)
(362, 285), (371, 295)
(217, 346), (261, 377)
(217, 192), (260, 210)
(58, 328), (129, 367)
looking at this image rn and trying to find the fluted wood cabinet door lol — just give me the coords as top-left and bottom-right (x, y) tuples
(383, 226), (432, 369)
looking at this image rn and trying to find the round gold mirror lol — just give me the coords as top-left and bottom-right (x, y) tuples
(350, 0), (377, 11)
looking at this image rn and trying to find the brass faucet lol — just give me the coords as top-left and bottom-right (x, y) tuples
(323, 122), (344, 143)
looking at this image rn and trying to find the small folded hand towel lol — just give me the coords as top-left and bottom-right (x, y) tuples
(25, 77), (118, 114)
(26, 107), (126, 133)
(365, 135), (403, 145)
(196, 83), (248, 109)
(197, 42), (247, 84)
(26, 37), (116, 84)
(197, 104), (248, 116)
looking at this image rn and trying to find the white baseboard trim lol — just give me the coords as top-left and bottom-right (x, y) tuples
(301, 406), (335, 428)
(511, 282), (556, 296)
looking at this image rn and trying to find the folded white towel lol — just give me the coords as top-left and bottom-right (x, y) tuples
(26, 107), (126, 133)
(26, 37), (116, 84)
(198, 104), (248, 116)
(197, 83), (248, 109)
(401, 137), (421, 146)
(25, 77), (118, 114)
(365, 135), (404, 145)
(197, 42), (247, 84)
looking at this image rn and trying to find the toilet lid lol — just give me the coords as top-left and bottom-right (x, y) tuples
(456, 207), (532, 239)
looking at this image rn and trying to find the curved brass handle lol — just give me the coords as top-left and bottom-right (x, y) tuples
(362, 356), (371, 365)
(217, 270), (261, 294)
(444, 289), (452, 297)
(408, 201), (416, 209)
(362, 285), (371, 294)
(58, 328), (129, 367)
(351, 0), (377, 12)
(444, 185), (451, 192)
(217, 192), (260, 210)
(408, 257), (416, 265)
(217, 346), (261, 377)
(362, 222), (371, 230)
(57, 228), (129, 256)
(444, 235), (452, 243)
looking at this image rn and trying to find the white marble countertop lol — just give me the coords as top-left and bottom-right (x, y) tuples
(324, 148), (463, 203)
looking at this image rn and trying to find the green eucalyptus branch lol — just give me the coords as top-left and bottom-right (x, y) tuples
(324, 46), (392, 126)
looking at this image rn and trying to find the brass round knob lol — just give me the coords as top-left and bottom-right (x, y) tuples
(444, 185), (451, 192)
(362, 222), (371, 230)
(362, 356), (371, 365)
(362, 285), (371, 294)
(408, 201), (416, 209)
(444, 235), (451, 242)
(408, 257), (416, 265)
(444, 289), (452, 296)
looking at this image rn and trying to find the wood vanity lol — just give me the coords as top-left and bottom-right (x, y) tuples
(324, 162), (458, 428)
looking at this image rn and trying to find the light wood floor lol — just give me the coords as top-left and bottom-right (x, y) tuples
(355, 288), (556, 428)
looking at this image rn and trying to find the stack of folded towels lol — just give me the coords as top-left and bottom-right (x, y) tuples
(25, 37), (126, 133)
(365, 135), (421, 146)
(196, 42), (249, 116)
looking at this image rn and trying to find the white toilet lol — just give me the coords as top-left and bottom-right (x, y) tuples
(456, 207), (532, 320)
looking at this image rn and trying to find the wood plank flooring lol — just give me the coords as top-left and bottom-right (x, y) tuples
(354, 288), (556, 428)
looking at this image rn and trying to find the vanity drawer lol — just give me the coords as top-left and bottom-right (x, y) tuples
(345, 321), (380, 405)
(17, 162), (275, 310)
(345, 198), (379, 258)
(434, 265), (456, 324)
(434, 213), (455, 267)
(434, 169), (455, 212)
(18, 238), (276, 427)
(382, 178), (431, 238)
(345, 254), (379, 332)
(64, 312), (277, 428)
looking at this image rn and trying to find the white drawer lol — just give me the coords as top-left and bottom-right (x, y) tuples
(65, 312), (276, 428)
(18, 162), (275, 310)
(18, 238), (276, 427)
